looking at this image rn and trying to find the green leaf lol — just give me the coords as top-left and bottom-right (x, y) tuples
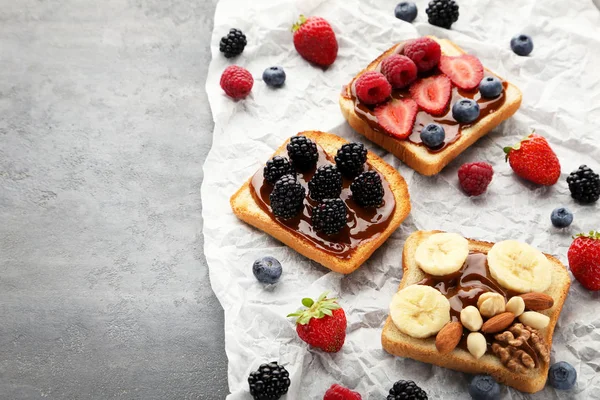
(317, 291), (329, 302)
(503, 146), (512, 162)
(322, 308), (333, 317)
(287, 312), (301, 318)
(302, 298), (314, 308)
(317, 310), (324, 318)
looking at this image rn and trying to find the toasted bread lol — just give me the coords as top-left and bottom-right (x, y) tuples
(339, 37), (522, 176)
(230, 131), (411, 274)
(382, 230), (571, 393)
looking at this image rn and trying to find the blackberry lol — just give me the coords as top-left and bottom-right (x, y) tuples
(308, 165), (342, 201)
(248, 361), (290, 400)
(425, 0), (459, 29)
(567, 165), (600, 204)
(270, 174), (305, 219)
(387, 380), (428, 400)
(264, 156), (294, 184)
(335, 142), (367, 177)
(312, 198), (347, 235)
(287, 136), (318, 170)
(219, 28), (247, 58)
(350, 171), (384, 207)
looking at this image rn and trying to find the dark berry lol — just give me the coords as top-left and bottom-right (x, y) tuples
(387, 380), (428, 400)
(219, 28), (247, 58)
(551, 207), (574, 228)
(420, 123), (445, 149)
(270, 175), (305, 219)
(479, 76), (503, 99)
(248, 361), (291, 400)
(510, 34), (534, 56)
(287, 136), (318, 170)
(395, 2), (418, 23)
(425, 0), (459, 29)
(308, 165), (342, 201)
(468, 375), (500, 400)
(264, 156), (295, 184)
(548, 361), (577, 390)
(252, 257), (282, 284)
(335, 143), (367, 177)
(567, 165), (600, 204)
(312, 198), (347, 235)
(351, 171), (384, 207)
(452, 99), (480, 123)
(263, 66), (286, 87)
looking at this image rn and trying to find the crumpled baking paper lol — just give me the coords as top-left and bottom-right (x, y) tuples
(203, 0), (600, 398)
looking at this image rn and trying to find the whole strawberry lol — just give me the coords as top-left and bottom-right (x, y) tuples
(292, 15), (338, 67)
(568, 231), (600, 291)
(287, 291), (346, 352)
(503, 133), (561, 185)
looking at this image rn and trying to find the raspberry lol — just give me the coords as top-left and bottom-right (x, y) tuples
(403, 37), (442, 72)
(354, 71), (392, 105)
(220, 65), (253, 99)
(458, 162), (494, 196)
(380, 55), (418, 89)
(323, 383), (362, 400)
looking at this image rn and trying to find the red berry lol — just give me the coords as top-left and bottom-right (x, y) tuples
(374, 98), (418, 139)
(403, 37), (441, 72)
(439, 54), (484, 90)
(409, 75), (452, 116)
(504, 133), (561, 186)
(458, 162), (494, 196)
(323, 384), (362, 400)
(568, 232), (600, 291)
(292, 15), (338, 67)
(380, 55), (418, 89)
(354, 71), (392, 105)
(220, 65), (253, 99)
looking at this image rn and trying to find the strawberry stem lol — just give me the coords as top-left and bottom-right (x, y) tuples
(504, 130), (536, 162)
(574, 231), (600, 240)
(287, 291), (341, 325)
(291, 14), (307, 33)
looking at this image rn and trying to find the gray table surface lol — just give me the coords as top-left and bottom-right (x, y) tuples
(1, 0), (228, 398)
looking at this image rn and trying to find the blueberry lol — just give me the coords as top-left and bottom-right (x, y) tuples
(468, 375), (501, 400)
(252, 256), (282, 284)
(479, 76), (503, 99)
(510, 34), (534, 56)
(262, 66), (286, 87)
(420, 123), (445, 149)
(550, 207), (573, 228)
(548, 361), (577, 390)
(395, 1), (418, 22)
(452, 99), (480, 123)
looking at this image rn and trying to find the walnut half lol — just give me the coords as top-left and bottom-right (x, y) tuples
(491, 322), (550, 372)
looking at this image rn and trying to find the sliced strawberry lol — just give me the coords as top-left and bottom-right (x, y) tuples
(374, 98), (418, 139)
(409, 75), (452, 116)
(439, 55), (484, 90)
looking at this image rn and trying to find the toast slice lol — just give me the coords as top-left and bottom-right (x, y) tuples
(230, 131), (411, 274)
(382, 230), (571, 393)
(339, 37), (522, 176)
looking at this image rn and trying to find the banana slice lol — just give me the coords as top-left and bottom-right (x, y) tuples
(390, 285), (451, 339)
(415, 232), (469, 276)
(487, 240), (551, 293)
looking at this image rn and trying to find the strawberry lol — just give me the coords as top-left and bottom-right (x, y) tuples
(373, 98), (418, 139)
(287, 292), (346, 353)
(568, 231), (600, 291)
(409, 75), (452, 116)
(503, 133), (561, 185)
(292, 15), (338, 67)
(439, 54), (484, 90)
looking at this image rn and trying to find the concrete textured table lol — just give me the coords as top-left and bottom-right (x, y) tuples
(0, 0), (228, 398)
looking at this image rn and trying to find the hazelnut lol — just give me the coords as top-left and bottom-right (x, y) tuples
(460, 306), (483, 331)
(478, 293), (505, 318)
(506, 296), (525, 317)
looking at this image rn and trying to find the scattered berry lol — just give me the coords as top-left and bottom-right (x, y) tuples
(439, 54), (484, 90)
(264, 156), (295, 184)
(387, 380), (428, 400)
(452, 99), (480, 123)
(395, 2), (418, 23)
(292, 15), (338, 67)
(479, 76), (503, 99)
(567, 165), (600, 204)
(568, 231), (600, 291)
(313, 198), (347, 235)
(504, 133), (561, 186)
(550, 207), (573, 228)
(355, 71), (392, 105)
(270, 174), (305, 220)
(374, 98), (418, 139)
(323, 384), (362, 400)
(248, 361), (290, 400)
(468, 375), (500, 400)
(287, 135), (318, 171)
(351, 171), (385, 207)
(458, 162), (494, 196)
(510, 34), (534, 56)
(548, 361), (577, 390)
(409, 75), (452, 115)
(252, 256), (282, 284)
(220, 65), (253, 99)
(380, 55), (418, 89)
(335, 143), (368, 178)
(287, 292), (347, 353)
(403, 37), (441, 72)
(420, 123), (445, 149)
(425, 0), (459, 29)
(308, 165), (342, 201)
(263, 66), (286, 87)
(219, 28), (247, 58)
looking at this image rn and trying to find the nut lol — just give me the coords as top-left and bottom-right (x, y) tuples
(506, 296), (525, 317)
(481, 312), (516, 333)
(519, 311), (550, 330)
(435, 322), (463, 354)
(460, 306), (483, 331)
(478, 293), (506, 317)
(467, 332), (487, 359)
(519, 293), (554, 311)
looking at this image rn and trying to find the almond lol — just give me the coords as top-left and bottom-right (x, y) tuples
(435, 322), (463, 354)
(481, 312), (515, 334)
(519, 293), (554, 311)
